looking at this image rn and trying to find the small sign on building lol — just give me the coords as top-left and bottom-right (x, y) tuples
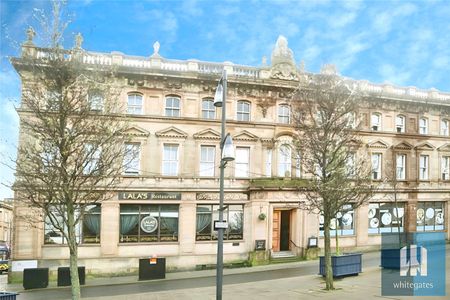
(255, 240), (266, 251)
(213, 220), (228, 230)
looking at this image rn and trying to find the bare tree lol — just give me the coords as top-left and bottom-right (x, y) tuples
(291, 73), (375, 290)
(10, 2), (134, 299)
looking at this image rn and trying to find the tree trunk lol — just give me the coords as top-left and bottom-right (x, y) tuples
(323, 221), (334, 290)
(67, 209), (81, 300)
(334, 217), (340, 256)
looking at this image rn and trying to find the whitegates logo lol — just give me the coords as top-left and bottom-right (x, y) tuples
(400, 245), (427, 277)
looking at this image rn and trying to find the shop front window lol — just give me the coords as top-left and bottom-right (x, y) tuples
(319, 204), (354, 236)
(44, 204), (101, 244)
(368, 202), (404, 234)
(196, 204), (243, 241)
(119, 204), (179, 243)
(416, 202), (445, 231)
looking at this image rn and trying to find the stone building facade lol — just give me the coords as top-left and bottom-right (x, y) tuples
(12, 35), (450, 275)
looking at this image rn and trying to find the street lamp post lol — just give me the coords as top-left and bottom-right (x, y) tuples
(214, 69), (234, 300)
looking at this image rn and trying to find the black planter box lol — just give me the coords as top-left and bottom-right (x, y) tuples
(139, 258), (166, 280)
(23, 268), (49, 290)
(0, 292), (18, 300)
(319, 253), (362, 277)
(57, 266), (86, 286)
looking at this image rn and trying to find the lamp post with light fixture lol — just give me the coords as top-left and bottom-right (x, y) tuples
(214, 69), (234, 300)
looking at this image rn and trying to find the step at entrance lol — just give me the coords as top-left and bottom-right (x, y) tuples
(271, 251), (295, 259)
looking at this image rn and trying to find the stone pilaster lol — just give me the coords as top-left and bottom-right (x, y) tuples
(100, 202), (120, 256)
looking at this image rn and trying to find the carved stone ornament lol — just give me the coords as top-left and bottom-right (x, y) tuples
(257, 97), (276, 118)
(196, 193), (248, 201)
(75, 33), (83, 49)
(165, 81), (182, 89)
(26, 26), (35, 44)
(270, 35), (298, 81)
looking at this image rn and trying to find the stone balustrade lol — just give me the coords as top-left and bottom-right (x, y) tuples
(27, 45), (450, 103)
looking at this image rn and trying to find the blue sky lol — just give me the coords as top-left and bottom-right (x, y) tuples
(1, 0), (450, 199)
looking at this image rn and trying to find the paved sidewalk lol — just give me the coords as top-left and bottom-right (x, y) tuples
(79, 266), (450, 300)
(8, 249), (449, 299)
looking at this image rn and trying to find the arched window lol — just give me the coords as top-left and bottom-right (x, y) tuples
(278, 104), (290, 124)
(127, 93), (143, 114)
(278, 144), (291, 177)
(371, 113), (381, 131)
(165, 96), (180, 117)
(419, 117), (428, 134)
(396, 115), (405, 133)
(202, 98), (215, 119)
(237, 100), (250, 121)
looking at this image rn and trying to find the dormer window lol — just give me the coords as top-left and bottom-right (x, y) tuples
(371, 113), (381, 131)
(396, 115), (405, 133)
(419, 118), (428, 134)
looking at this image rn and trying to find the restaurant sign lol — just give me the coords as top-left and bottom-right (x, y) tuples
(119, 192), (181, 200)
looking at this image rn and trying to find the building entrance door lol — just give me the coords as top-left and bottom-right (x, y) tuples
(272, 210), (291, 252)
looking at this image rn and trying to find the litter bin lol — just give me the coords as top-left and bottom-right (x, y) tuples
(23, 267), (49, 290)
(138, 258), (165, 280)
(0, 292), (18, 300)
(57, 266), (85, 286)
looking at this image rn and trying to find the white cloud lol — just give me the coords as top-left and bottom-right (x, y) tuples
(379, 63), (411, 86)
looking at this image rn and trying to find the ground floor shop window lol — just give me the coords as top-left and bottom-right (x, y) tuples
(120, 204), (179, 243)
(319, 204), (354, 236)
(368, 202), (404, 234)
(44, 204), (101, 244)
(417, 202), (445, 231)
(196, 204), (244, 241)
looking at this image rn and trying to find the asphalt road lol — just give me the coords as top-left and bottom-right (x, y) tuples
(15, 251), (382, 300)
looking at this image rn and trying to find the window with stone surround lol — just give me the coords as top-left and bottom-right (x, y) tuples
(202, 98), (215, 119)
(396, 154), (406, 180)
(278, 104), (290, 124)
(199, 145), (215, 177)
(235, 147), (250, 177)
(441, 119), (449, 136)
(196, 204), (243, 241)
(237, 100), (250, 121)
(123, 143), (140, 175)
(371, 113), (381, 131)
(442, 156), (450, 180)
(396, 115), (405, 133)
(371, 153), (382, 180)
(419, 155), (429, 180)
(165, 96), (180, 117)
(419, 117), (428, 134)
(127, 93), (143, 114)
(162, 144), (179, 176)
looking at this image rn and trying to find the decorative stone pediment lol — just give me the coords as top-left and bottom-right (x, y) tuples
(124, 126), (150, 137)
(270, 36), (298, 81)
(233, 130), (259, 142)
(438, 143), (450, 152)
(193, 128), (221, 140)
(367, 140), (389, 149)
(393, 141), (413, 150)
(155, 126), (187, 139)
(415, 142), (435, 151)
